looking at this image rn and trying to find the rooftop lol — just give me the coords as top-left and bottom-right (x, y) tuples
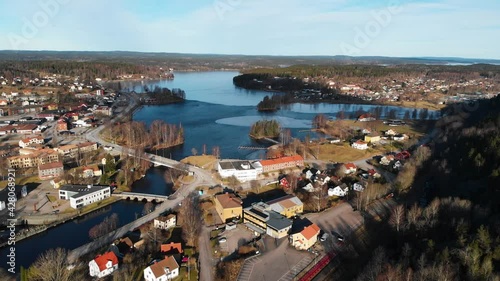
(260, 155), (303, 167)
(93, 251), (118, 271)
(215, 193), (242, 209)
(149, 256), (179, 278)
(218, 160), (257, 171)
(59, 184), (110, 199)
(38, 161), (63, 170)
(267, 211), (293, 231)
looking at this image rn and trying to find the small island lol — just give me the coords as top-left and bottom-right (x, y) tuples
(257, 95), (282, 112)
(140, 86), (186, 105)
(249, 120), (281, 139)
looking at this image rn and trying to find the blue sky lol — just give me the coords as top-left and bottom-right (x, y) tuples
(0, 0), (499, 59)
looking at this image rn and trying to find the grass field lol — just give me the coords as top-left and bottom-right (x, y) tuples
(325, 119), (434, 138)
(311, 143), (383, 163)
(181, 155), (217, 170)
(0, 175), (42, 190)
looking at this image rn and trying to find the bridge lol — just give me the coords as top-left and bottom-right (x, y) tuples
(113, 192), (169, 202)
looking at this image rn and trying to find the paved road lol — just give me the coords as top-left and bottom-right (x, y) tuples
(67, 92), (218, 265)
(198, 226), (215, 281)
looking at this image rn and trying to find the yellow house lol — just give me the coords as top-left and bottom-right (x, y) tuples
(290, 223), (321, 250)
(267, 195), (304, 218)
(214, 193), (243, 223)
(364, 134), (381, 144)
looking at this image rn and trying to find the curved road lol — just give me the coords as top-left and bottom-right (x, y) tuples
(73, 93), (217, 281)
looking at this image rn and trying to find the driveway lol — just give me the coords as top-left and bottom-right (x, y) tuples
(219, 225), (255, 256)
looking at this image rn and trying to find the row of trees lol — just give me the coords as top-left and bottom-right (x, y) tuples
(102, 120), (184, 150)
(88, 213), (119, 240)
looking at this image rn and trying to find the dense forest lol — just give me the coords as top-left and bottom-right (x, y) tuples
(239, 64), (500, 79)
(249, 120), (281, 139)
(0, 61), (153, 81)
(343, 96), (500, 281)
(101, 120), (184, 150)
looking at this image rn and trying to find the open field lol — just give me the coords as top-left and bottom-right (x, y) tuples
(311, 143), (383, 163)
(181, 155), (217, 170)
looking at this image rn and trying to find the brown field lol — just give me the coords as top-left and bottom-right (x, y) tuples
(311, 143), (383, 163)
(181, 155), (217, 170)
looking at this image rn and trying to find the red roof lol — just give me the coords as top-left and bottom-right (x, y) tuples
(301, 223), (321, 240)
(344, 163), (357, 170)
(160, 242), (183, 254)
(94, 251), (118, 271)
(260, 155), (303, 167)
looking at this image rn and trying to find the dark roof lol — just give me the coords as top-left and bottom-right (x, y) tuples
(266, 212), (292, 231)
(247, 208), (268, 220)
(59, 184), (110, 199)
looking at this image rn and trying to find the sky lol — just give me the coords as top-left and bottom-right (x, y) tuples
(0, 0), (499, 59)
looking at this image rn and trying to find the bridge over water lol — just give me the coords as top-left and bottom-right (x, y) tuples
(112, 192), (169, 202)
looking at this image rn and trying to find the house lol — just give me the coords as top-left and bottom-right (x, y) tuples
(16, 124), (39, 134)
(393, 134), (409, 141)
(94, 106), (113, 116)
(19, 136), (44, 148)
(56, 119), (68, 131)
(380, 155), (395, 165)
(160, 242), (183, 255)
(385, 129), (398, 136)
(393, 161), (403, 170)
(38, 161), (64, 180)
(364, 134), (381, 144)
(0, 99), (7, 106)
(358, 114), (376, 122)
(352, 140), (368, 150)
(267, 195), (304, 218)
(8, 148), (60, 169)
(395, 151), (411, 160)
(368, 169), (381, 178)
(58, 185), (111, 209)
(328, 184), (348, 197)
(217, 160), (260, 182)
(88, 251), (119, 278)
(82, 165), (101, 178)
(114, 237), (135, 256)
(362, 128), (372, 135)
(259, 155), (304, 173)
(303, 168), (320, 180)
(353, 182), (365, 192)
(343, 163), (357, 174)
(0, 125), (16, 135)
(154, 214), (176, 230)
(326, 137), (341, 144)
(143, 256), (179, 281)
(214, 192), (243, 223)
(50, 177), (66, 189)
(290, 223), (321, 251)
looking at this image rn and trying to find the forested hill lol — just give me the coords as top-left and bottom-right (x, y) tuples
(351, 96), (500, 281)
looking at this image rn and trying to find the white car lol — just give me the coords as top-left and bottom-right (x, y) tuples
(218, 237), (227, 243)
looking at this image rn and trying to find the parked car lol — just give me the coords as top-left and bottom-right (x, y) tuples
(336, 235), (345, 242)
(218, 237), (227, 243)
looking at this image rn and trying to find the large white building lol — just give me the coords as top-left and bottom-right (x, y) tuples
(59, 185), (111, 209)
(217, 160), (261, 182)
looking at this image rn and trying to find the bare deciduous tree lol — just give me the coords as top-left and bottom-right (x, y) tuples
(28, 248), (74, 281)
(180, 192), (202, 247)
(390, 205), (406, 233)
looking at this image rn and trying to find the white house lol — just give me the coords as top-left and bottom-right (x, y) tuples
(353, 182), (365, 192)
(88, 251), (118, 278)
(385, 129), (398, 136)
(328, 185), (348, 197)
(143, 256), (179, 281)
(217, 160), (260, 182)
(154, 214), (176, 230)
(58, 185), (111, 209)
(352, 140), (368, 150)
(19, 136), (44, 148)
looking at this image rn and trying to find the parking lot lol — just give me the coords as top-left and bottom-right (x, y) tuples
(218, 224), (256, 255)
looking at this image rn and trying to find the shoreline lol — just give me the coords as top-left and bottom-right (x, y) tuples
(0, 197), (122, 249)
